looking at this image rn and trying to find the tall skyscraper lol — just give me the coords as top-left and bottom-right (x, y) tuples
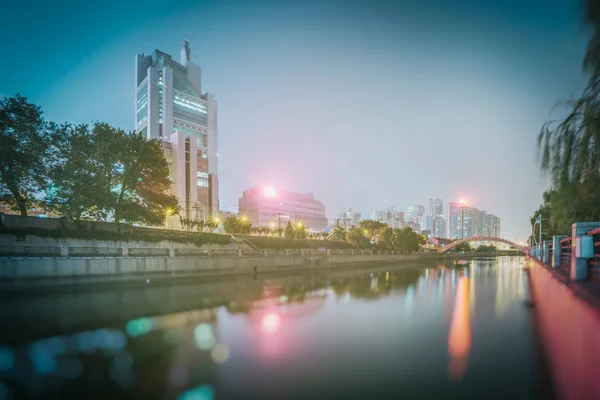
(417, 215), (432, 233)
(430, 198), (443, 217)
(447, 202), (462, 239)
(485, 214), (501, 237)
(462, 207), (478, 238)
(477, 210), (487, 236)
(405, 205), (425, 224)
(432, 216), (447, 238)
(135, 40), (218, 228)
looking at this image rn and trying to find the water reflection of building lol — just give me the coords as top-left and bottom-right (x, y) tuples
(494, 257), (526, 316)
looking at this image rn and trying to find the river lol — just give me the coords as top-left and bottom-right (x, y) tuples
(0, 256), (545, 399)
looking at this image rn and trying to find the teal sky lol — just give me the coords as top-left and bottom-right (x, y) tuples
(0, 0), (591, 240)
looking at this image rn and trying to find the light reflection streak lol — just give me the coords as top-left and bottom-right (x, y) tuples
(448, 276), (471, 381)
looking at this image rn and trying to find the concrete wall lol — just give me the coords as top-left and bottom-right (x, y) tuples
(0, 233), (244, 251)
(528, 257), (600, 400)
(0, 253), (439, 284)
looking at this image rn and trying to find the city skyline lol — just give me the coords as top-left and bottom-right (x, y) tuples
(0, 0), (588, 240)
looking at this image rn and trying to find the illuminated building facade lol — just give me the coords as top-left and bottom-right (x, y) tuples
(430, 198), (444, 217)
(135, 40), (218, 228)
(238, 187), (328, 229)
(336, 207), (361, 230)
(404, 205), (425, 224)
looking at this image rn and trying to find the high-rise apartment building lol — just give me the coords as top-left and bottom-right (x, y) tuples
(336, 207), (361, 230)
(477, 210), (487, 236)
(462, 207), (479, 238)
(447, 202), (463, 239)
(417, 215), (432, 233)
(371, 208), (404, 228)
(432, 216), (447, 238)
(485, 214), (501, 237)
(404, 205), (425, 224)
(429, 198), (443, 217)
(135, 40), (218, 229)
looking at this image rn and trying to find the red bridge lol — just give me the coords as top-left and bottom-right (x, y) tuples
(438, 236), (529, 254)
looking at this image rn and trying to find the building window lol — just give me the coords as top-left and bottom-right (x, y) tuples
(196, 172), (208, 178)
(197, 179), (209, 187)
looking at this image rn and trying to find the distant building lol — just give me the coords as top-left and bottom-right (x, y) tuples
(371, 208), (404, 228)
(485, 214), (501, 237)
(404, 205), (425, 224)
(429, 198), (443, 217)
(336, 207), (361, 230)
(417, 215), (432, 233)
(405, 221), (421, 233)
(462, 207), (478, 238)
(432, 216), (446, 238)
(135, 40), (218, 229)
(477, 210), (487, 236)
(238, 187), (327, 229)
(447, 202), (463, 239)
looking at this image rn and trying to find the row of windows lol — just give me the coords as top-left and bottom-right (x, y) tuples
(197, 178), (209, 187)
(196, 171), (208, 178)
(174, 96), (207, 114)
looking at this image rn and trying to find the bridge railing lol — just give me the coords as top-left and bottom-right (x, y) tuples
(540, 222), (600, 281)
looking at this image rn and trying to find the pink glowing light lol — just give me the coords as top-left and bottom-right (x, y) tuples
(263, 186), (277, 197)
(260, 313), (281, 334)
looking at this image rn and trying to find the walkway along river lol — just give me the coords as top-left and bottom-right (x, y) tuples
(0, 256), (547, 399)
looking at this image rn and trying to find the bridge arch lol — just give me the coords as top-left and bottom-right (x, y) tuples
(438, 236), (527, 254)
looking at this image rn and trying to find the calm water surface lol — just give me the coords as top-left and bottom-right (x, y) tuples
(0, 256), (542, 399)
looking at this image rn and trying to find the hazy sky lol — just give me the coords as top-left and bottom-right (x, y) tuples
(0, 0), (591, 240)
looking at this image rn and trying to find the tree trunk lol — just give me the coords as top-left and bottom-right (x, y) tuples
(8, 186), (27, 216)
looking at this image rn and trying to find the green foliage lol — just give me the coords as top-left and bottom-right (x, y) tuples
(223, 215), (252, 235)
(284, 221), (294, 238)
(454, 242), (472, 252)
(47, 122), (179, 225)
(0, 223), (231, 246)
(243, 236), (353, 250)
(330, 219), (347, 241)
(0, 94), (49, 216)
(346, 227), (371, 248)
(476, 244), (497, 252)
(358, 220), (387, 238)
(295, 223), (307, 239)
(532, 5), (600, 236)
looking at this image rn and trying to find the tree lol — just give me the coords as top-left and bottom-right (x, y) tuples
(0, 94), (47, 216)
(533, 1), (600, 233)
(223, 215), (239, 234)
(284, 220), (295, 238)
(454, 242), (471, 252)
(358, 220), (387, 239)
(346, 227), (370, 248)
(476, 244), (497, 252)
(294, 222), (307, 239)
(374, 227), (394, 250)
(330, 220), (347, 241)
(48, 122), (179, 225)
(195, 219), (206, 233)
(205, 220), (218, 233)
